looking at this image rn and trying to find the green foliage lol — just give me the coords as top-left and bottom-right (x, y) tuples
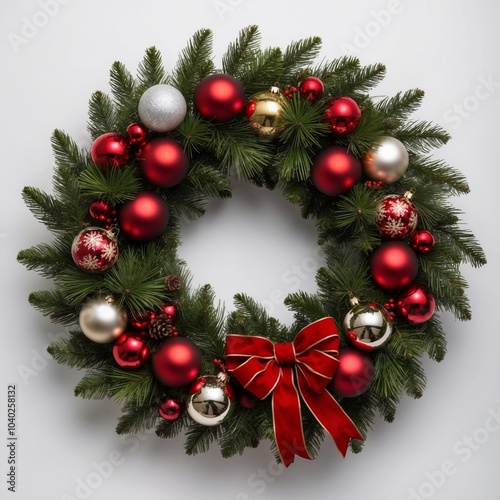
(18, 27), (486, 466)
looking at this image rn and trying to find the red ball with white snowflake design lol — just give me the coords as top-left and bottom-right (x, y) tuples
(375, 192), (418, 240)
(71, 227), (118, 272)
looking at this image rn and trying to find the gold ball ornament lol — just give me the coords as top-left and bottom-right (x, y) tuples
(244, 86), (286, 139)
(186, 374), (235, 426)
(79, 295), (128, 344)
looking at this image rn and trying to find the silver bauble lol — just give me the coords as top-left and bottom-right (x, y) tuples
(343, 298), (392, 351)
(187, 374), (234, 426)
(138, 84), (187, 132)
(79, 296), (128, 344)
(362, 136), (409, 183)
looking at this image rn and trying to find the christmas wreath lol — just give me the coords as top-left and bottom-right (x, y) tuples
(18, 26), (486, 467)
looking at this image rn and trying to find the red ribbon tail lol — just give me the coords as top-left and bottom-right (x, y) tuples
(272, 368), (311, 467)
(299, 378), (363, 457)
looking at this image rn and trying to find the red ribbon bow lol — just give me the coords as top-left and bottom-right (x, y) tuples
(225, 317), (363, 466)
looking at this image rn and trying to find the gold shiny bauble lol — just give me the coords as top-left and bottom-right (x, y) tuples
(245, 86), (286, 139)
(186, 374), (234, 426)
(78, 295), (128, 344)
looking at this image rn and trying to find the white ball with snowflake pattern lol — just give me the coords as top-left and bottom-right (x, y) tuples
(375, 193), (418, 240)
(71, 227), (119, 272)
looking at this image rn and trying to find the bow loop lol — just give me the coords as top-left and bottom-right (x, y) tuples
(225, 317), (363, 467)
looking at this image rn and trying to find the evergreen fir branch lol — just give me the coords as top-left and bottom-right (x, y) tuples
(166, 185), (207, 221)
(74, 371), (112, 400)
(175, 112), (214, 157)
(280, 96), (328, 153)
(28, 289), (78, 325)
(423, 318), (447, 362)
(107, 366), (158, 406)
(87, 91), (117, 140)
(284, 291), (329, 325)
(48, 332), (113, 369)
(156, 412), (189, 439)
(402, 357), (426, 398)
(51, 129), (89, 173)
(405, 155), (470, 194)
(281, 36), (322, 80)
(313, 56), (360, 88)
(116, 401), (159, 435)
(238, 47), (284, 95)
(346, 107), (391, 156)
(55, 267), (105, 306)
(375, 89), (425, 123)
(22, 187), (66, 232)
(184, 160), (232, 199)
(78, 163), (142, 205)
(436, 226), (487, 268)
(17, 240), (70, 279)
(109, 61), (137, 111)
(212, 122), (272, 179)
(371, 351), (406, 399)
(395, 120), (451, 153)
(374, 393), (400, 422)
(184, 424), (221, 455)
(334, 63), (386, 97)
(219, 407), (263, 458)
(136, 46), (167, 94)
(277, 147), (314, 182)
(180, 285), (226, 358)
(171, 29), (214, 99)
(222, 25), (261, 78)
(103, 247), (167, 315)
(387, 326), (427, 359)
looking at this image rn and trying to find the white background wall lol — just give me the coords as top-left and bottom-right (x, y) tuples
(1, 1), (499, 499)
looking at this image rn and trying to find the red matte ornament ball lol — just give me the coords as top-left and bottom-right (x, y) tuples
(152, 337), (202, 387)
(375, 194), (418, 240)
(126, 122), (148, 145)
(410, 230), (435, 254)
(159, 397), (183, 421)
(119, 191), (169, 241)
(324, 97), (361, 135)
(370, 241), (419, 291)
(138, 137), (189, 188)
(194, 74), (245, 122)
(71, 227), (119, 273)
(298, 76), (324, 101)
(113, 333), (150, 370)
(311, 146), (362, 196)
(395, 283), (436, 324)
(329, 348), (374, 398)
(91, 132), (130, 168)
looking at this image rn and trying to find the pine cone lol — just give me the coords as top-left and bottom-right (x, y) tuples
(148, 314), (173, 340)
(164, 275), (181, 293)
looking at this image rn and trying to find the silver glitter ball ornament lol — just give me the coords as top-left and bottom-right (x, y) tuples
(362, 136), (409, 183)
(343, 297), (393, 351)
(138, 84), (187, 132)
(187, 374), (234, 426)
(79, 295), (128, 344)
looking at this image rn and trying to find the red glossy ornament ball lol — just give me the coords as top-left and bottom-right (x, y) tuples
(370, 241), (419, 291)
(113, 333), (150, 370)
(194, 74), (245, 122)
(396, 283), (436, 324)
(138, 138), (189, 188)
(311, 146), (362, 196)
(126, 122), (148, 145)
(71, 227), (118, 273)
(130, 310), (155, 330)
(152, 337), (202, 387)
(89, 200), (115, 222)
(410, 230), (435, 254)
(91, 133), (130, 168)
(161, 302), (177, 322)
(329, 348), (374, 398)
(299, 76), (324, 101)
(375, 193), (418, 240)
(159, 397), (183, 420)
(118, 191), (169, 241)
(324, 97), (361, 135)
